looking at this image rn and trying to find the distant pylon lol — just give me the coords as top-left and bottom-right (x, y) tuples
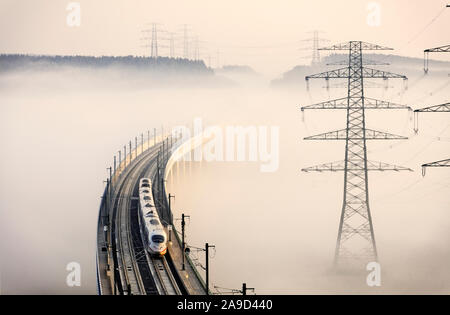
(216, 49), (220, 68)
(193, 36), (200, 61)
(169, 32), (175, 58)
(183, 24), (189, 59)
(312, 31), (320, 64)
(300, 30), (329, 65)
(151, 23), (159, 58)
(301, 41), (412, 269)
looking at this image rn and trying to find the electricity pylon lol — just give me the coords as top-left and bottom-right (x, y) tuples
(151, 23), (159, 58)
(141, 23), (162, 58)
(311, 30), (322, 65)
(182, 24), (191, 59)
(424, 45), (450, 73)
(413, 102), (450, 176)
(169, 32), (175, 58)
(301, 41), (412, 268)
(300, 30), (329, 65)
(156, 30), (178, 58)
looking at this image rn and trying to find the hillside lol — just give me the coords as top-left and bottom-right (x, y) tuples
(271, 53), (450, 87)
(0, 54), (213, 75)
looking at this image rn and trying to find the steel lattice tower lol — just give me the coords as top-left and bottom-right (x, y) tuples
(301, 41), (412, 268)
(183, 24), (189, 59)
(311, 31), (321, 65)
(193, 36), (200, 61)
(169, 32), (175, 58)
(151, 23), (159, 58)
(300, 30), (328, 66)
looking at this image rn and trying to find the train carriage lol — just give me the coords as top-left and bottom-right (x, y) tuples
(138, 178), (167, 256)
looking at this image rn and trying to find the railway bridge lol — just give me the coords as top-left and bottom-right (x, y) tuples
(96, 132), (207, 295)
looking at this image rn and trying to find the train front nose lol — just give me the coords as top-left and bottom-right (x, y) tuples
(150, 234), (167, 255)
(155, 243), (167, 255)
(150, 243), (167, 255)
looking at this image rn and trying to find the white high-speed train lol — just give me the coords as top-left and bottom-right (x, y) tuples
(138, 178), (167, 256)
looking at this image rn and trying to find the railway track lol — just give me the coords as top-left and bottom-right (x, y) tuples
(116, 171), (145, 294)
(150, 256), (182, 295)
(112, 147), (158, 294)
(109, 141), (183, 295)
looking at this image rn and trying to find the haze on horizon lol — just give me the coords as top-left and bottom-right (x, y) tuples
(0, 0), (450, 76)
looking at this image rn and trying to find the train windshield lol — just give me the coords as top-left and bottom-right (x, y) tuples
(151, 235), (165, 243)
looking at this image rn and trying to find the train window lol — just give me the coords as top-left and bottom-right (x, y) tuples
(141, 184), (150, 188)
(145, 203), (153, 207)
(142, 190), (149, 193)
(151, 235), (165, 243)
(150, 219), (160, 225)
(144, 196), (150, 200)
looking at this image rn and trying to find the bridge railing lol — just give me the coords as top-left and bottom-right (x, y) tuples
(98, 127), (210, 295)
(111, 133), (168, 187)
(162, 131), (210, 293)
(97, 129), (170, 295)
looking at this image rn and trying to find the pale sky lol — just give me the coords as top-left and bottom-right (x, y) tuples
(0, 0), (449, 75)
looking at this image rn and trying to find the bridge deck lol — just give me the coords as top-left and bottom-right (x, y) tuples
(166, 229), (207, 295)
(97, 140), (207, 295)
(96, 214), (113, 295)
